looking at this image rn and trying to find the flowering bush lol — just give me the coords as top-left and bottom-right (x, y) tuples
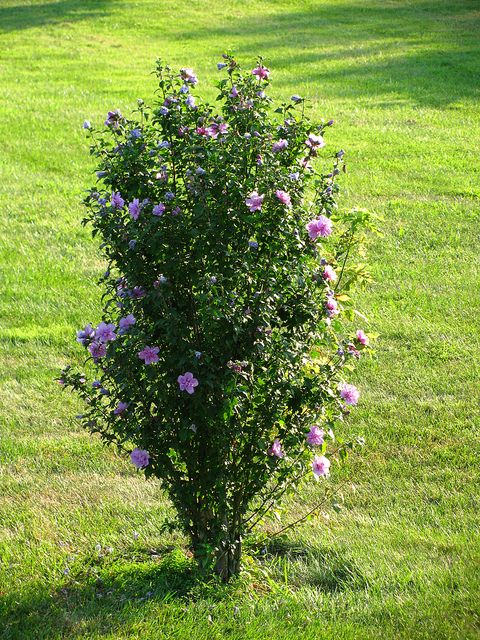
(60, 55), (375, 581)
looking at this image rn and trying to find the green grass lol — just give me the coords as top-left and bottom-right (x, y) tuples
(1, 0), (479, 637)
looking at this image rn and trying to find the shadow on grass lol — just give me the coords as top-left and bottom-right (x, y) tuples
(1, 547), (198, 639)
(1, 541), (366, 638)
(0, 0), (111, 32)
(264, 537), (368, 593)
(177, 0), (480, 107)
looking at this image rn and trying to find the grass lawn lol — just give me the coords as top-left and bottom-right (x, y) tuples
(0, 0), (479, 637)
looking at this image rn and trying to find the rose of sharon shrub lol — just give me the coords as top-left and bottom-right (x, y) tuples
(59, 55), (375, 581)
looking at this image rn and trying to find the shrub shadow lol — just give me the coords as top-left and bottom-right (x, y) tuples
(262, 537), (368, 593)
(0, 0), (111, 33)
(176, 0), (480, 107)
(2, 540), (368, 638)
(1, 547), (199, 639)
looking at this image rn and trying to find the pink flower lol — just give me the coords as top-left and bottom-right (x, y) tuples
(113, 401), (129, 415)
(306, 133), (325, 149)
(339, 383), (360, 406)
(152, 203), (166, 216)
(88, 341), (107, 360)
(130, 448), (150, 469)
(326, 297), (339, 318)
(275, 190), (291, 207)
(177, 371), (199, 394)
(306, 216), (333, 240)
(307, 425), (324, 446)
(128, 198), (142, 220)
(322, 265), (337, 282)
(268, 438), (284, 458)
(111, 192), (124, 209)
(245, 191), (265, 212)
(196, 126), (209, 136)
(252, 65), (270, 80)
(138, 346), (160, 365)
(95, 322), (116, 343)
(272, 139), (288, 153)
(356, 329), (369, 346)
(312, 455), (330, 478)
(207, 122), (228, 138)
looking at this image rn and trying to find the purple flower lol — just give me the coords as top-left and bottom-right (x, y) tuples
(306, 133), (325, 149)
(95, 322), (116, 343)
(76, 323), (95, 346)
(322, 265), (337, 282)
(92, 380), (102, 389)
(348, 344), (361, 358)
(185, 95), (197, 109)
(275, 190), (291, 207)
(272, 139), (288, 153)
(118, 314), (136, 334)
(289, 172), (300, 181)
(128, 198), (142, 220)
(312, 455), (330, 478)
(194, 351), (202, 359)
(339, 383), (360, 406)
(230, 85), (239, 98)
(88, 341), (107, 360)
(217, 62), (227, 70)
(306, 216), (333, 240)
(165, 191), (175, 201)
(156, 166), (168, 181)
(177, 371), (199, 394)
(82, 120), (91, 129)
(179, 84), (189, 94)
(104, 109), (122, 128)
(180, 67), (198, 85)
(249, 240), (258, 249)
(172, 206), (182, 215)
(307, 426), (325, 446)
(128, 240), (137, 250)
(291, 95), (302, 103)
(138, 346), (160, 365)
(152, 203), (166, 216)
(130, 128), (141, 139)
(130, 448), (150, 469)
(252, 65), (270, 80)
(153, 274), (167, 287)
(111, 192), (124, 209)
(131, 286), (146, 299)
(245, 191), (265, 212)
(356, 330), (369, 346)
(268, 438), (284, 458)
(113, 401), (129, 415)
(159, 106), (169, 116)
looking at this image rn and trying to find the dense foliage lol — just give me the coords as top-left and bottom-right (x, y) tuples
(60, 55), (374, 580)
